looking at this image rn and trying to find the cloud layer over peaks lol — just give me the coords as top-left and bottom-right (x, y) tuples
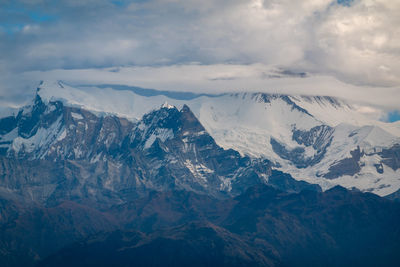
(0, 0), (399, 94)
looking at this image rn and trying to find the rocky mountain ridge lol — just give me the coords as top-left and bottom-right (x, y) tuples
(0, 91), (321, 208)
(2, 80), (400, 196)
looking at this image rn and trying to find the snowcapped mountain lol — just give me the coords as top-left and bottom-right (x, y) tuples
(1, 80), (400, 267)
(3, 86), (320, 207)
(1, 80), (400, 197)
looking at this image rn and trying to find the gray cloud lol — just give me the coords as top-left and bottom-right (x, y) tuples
(1, 64), (396, 111)
(0, 0), (399, 102)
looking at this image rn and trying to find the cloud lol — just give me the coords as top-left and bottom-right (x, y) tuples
(0, 0), (399, 101)
(2, 64), (395, 109)
(307, 0), (400, 86)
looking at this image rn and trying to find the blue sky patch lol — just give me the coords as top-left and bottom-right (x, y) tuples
(111, 0), (129, 7)
(29, 12), (56, 23)
(0, 23), (24, 34)
(1, 4), (57, 34)
(337, 0), (353, 6)
(387, 111), (400, 123)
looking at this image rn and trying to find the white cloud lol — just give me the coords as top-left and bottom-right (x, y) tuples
(0, 0), (399, 103)
(15, 64), (399, 109)
(309, 0), (400, 86)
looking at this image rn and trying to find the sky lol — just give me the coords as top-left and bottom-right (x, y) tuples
(0, 0), (399, 118)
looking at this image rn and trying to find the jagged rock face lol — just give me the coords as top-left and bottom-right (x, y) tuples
(237, 93), (313, 116)
(13, 81), (400, 196)
(379, 144), (400, 171)
(323, 146), (363, 179)
(270, 125), (334, 169)
(1, 95), (306, 206)
(318, 141), (400, 181)
(1, 96), (134, 161)
(292, 125), (334, 154)
(122, 104), (275, 197)
(2, 89), (399, 199)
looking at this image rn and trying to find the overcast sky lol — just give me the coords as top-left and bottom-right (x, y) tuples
(0, 0), (399, 113)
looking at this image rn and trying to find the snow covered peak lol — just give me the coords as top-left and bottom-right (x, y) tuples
(161, 101), (175, 109)
(5, 79), (400, 196)
(35, 79), (388, 126)
(36, 80), (158, 121)
(36, 80), (69, 103)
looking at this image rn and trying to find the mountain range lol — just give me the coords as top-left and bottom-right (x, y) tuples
(0, 80), (399, 266)
(2, 80), (400, 196)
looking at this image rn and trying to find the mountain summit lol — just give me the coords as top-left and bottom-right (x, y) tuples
(2, 80), (399, 196)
